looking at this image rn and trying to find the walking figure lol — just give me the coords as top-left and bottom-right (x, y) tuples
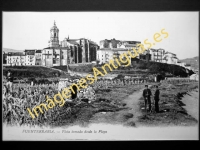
(143, 85), (152, 113)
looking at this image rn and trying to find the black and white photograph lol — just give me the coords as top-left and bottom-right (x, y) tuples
(2, 11), (199, 140)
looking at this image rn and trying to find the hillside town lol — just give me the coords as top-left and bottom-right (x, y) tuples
(2, 20), (199, 134)
(3, 21), (196, 72)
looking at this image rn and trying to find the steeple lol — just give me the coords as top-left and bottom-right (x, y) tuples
(49, 20), (59, 47)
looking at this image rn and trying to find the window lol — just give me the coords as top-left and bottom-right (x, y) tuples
(47, 51), (50, 59)
(71, 49), (73, 57)
(61, 51), (64, 59)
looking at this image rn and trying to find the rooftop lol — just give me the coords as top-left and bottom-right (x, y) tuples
(99, 48), (128, 51)
(67, 40), (79, 45)
(36, 50), (42, 53)
(24, 50), (35, 55)
(165, 51), (176, 55)
(43, 47), (69, 50)
(7, 52), (25, 56)
(185, 64), (191, 66)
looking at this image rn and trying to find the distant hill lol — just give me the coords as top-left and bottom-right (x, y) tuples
(180, 56), (199, 70)
(3, 48), (24, 53)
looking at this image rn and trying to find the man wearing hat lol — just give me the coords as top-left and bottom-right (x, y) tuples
(143, 85), (152, 113)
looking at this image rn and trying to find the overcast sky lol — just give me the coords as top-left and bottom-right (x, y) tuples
(3, 12), (199, 59)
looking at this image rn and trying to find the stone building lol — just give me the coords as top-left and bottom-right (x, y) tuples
(42, 47), (68, 67)
(35, 50), (42, 65)
(97, 39), (141, 64)
(148, 48), (165, 62)
(6, 52), (26, 66)
(24, 50), (36, 65)
(42, 21), (99, 67)
(100, 38), (141, 49)
(97, 48), (130, 64)
(139, 49), (151, 62)
(3, 51), (7, 64)
(61, 37), (98, 64)
(162, 51), (178, 64)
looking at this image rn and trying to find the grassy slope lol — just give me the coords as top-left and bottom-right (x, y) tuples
(3, 66), (68, 81)
(3, 58), (194, 83)
(55, 59), (194, 77)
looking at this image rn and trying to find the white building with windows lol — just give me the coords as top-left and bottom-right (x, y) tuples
(97, 48), (133, 64)
(35, 50), (42, 65)
(6, 52), (26, 66)
(97, 39), (141, 64)
(24, 50), (36, 65)
(162, 51), (178, 64)
(149, 48), (165, 62)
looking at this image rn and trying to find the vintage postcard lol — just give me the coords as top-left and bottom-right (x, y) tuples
(2, 11), (199, 140)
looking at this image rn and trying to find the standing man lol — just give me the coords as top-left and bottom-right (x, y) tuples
(6, 70), (13, 95)
(71, 79), (78, 100)
(143, 85), (152, 113)
(154, 85), (160, 113)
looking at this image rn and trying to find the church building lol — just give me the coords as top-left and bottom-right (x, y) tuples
(42, 21), (99, 67)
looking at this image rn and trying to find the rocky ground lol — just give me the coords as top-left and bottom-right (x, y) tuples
(50, 81), (198, 128)
(49, 84), (147, 127)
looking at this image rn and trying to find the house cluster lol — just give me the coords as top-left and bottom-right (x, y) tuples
(3, 21), (99, 67)
(97, 39), (191, 70)
(5, 50), (42, 66)
(3, 21), (192, 70)
(97, 39), (141, 64)
(147, 48), (191, 70)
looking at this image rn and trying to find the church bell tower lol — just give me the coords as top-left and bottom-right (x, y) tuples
(49, 21), (59, 47)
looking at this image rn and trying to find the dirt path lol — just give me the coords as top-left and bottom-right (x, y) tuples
(89, 85), (145, 126)
(181, 89), (199, 121)
(122, 87), (143, 123)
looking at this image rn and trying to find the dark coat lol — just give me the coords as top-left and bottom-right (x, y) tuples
(154, 89), (160, 101)
(71, 86), (77, 99)
(143, 89), (152, 98)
